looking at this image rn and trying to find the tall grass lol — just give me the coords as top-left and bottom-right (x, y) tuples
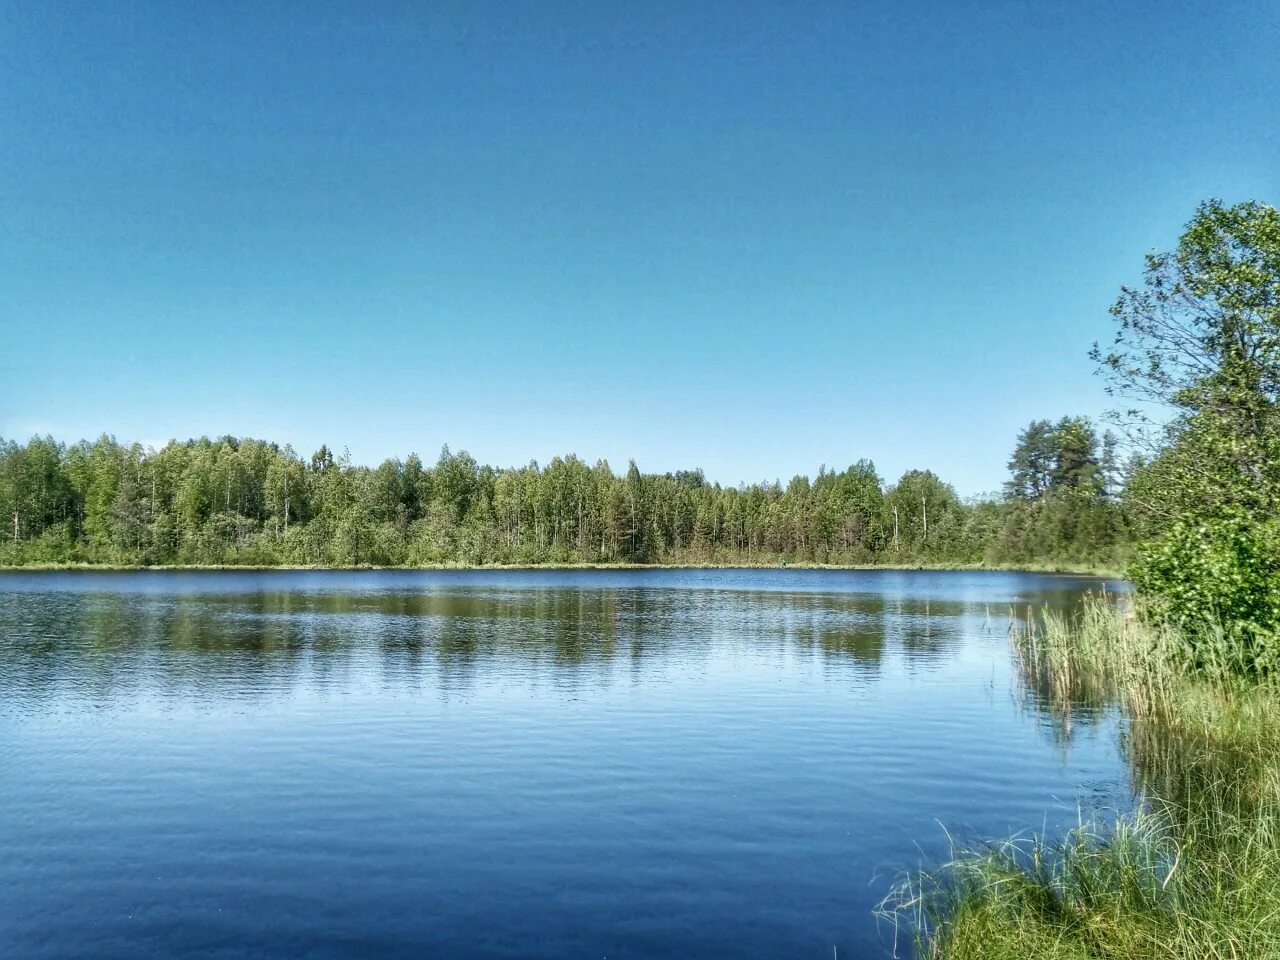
(881, 597), (1280, 959)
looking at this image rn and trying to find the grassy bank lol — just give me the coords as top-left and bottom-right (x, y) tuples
(884, 599), (1280, 959)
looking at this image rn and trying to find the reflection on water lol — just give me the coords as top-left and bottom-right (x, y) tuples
(2, 586), (988, 708)
(1013, 634), (1119, 749)
(0, 569), (1129, 960)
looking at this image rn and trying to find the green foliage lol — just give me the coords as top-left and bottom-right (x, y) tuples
(1097, 199), (1280, 644)
(993, 417), (1129, 568)
(1006, 417), (1113, 502)
(0, 429), (1126, 569)
(1131, 516), (1280, 671)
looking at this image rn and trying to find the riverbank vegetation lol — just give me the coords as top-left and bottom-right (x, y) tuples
(0, 417), (1127, 570)
(887, 199), (1280, 958)
(890, 602), (1280, 959)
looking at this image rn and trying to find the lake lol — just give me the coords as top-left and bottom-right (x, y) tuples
(0, 569), (1130, 959)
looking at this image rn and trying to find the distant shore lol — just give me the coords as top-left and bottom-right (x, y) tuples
(0, 560), (1126, 578)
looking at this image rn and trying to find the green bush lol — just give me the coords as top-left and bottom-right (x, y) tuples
(1130, 515), (1280, 672)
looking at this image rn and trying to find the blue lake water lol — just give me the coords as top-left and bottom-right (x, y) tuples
(0, 569), (1129, 959)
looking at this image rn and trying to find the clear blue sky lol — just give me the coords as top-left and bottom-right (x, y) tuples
(2, 1), (1276, 495)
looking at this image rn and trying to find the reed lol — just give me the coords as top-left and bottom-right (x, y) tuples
(882, 598), (1280, 959)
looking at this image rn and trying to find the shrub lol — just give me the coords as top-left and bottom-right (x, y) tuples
(1131, 515), (1280, 673)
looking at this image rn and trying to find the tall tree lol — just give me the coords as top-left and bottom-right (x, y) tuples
(1096, 199), (1280, 639)
(1005, 420), (1057, 501)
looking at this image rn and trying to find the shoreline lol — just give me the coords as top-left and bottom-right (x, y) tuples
(0, 560), (1126, 578)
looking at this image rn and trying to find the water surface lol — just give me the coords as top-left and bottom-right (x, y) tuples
(1, 569), (1128, 958)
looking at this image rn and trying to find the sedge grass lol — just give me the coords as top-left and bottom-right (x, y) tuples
(881, 597), (1280, 959)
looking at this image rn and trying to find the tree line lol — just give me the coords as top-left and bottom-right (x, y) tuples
(0, 421), (1128, 569)
(24, 192), (1271, 579)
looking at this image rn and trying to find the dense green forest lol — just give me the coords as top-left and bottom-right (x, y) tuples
(0, 416), (1127, 569)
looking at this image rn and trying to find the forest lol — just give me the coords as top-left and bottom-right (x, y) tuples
(0, 416), (1127, 569)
